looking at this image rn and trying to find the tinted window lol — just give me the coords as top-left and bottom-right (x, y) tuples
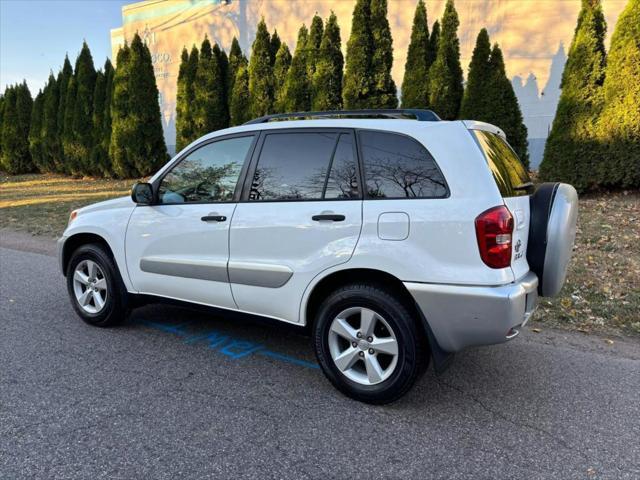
(472, 130), (530, 197)
(158, 136), (253, 204)
(249, 132), (358, 201)
(359, 131), (447, 198)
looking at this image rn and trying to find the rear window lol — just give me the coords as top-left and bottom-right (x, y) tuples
(471, 130), (530, 197)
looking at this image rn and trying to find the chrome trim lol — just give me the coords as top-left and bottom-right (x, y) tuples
(227, 261), (293, 288)
(140, 257), (229, 282)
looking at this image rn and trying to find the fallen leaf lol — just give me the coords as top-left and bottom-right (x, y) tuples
(587, 467), (596, 476)
(605, 339), (614, 345)
(531, 328), (542, 333)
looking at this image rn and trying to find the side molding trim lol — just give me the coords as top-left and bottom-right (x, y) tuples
(228, 261), (293, 288)
(140, 257), (229, 282)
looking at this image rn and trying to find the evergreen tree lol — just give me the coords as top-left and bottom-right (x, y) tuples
(273, 42), (292, 112)
(270, 29), (282, 66)
(1, 84), (33, 174)
(67, 42), (97, 175)
(230, 66), (251, 126)
(192, 37), (227, 136)
(539, 0), (607, 191)
(89, 59), (115, 177)
(175, 45), (199, 151)
(227, 37), (247, 97)
(429, 20), (440, 67)
(249, 19), (275, 117)
(370, 0), (398, 108)
(109, 35), (168, 178)
(343, 0), (374, 108)
(282, 25), (311, 112)
(459, 29), (492, 119)
(61, 76), (77, 174)
(401, 0), (431, 108)
(429, 0), (463, 119)
(0, 93), (4, 159)
(487, 45), (529, 166)
(55, 55), (73, 171)
(307, 14), (324, 78)
(213, 42), (230, 127)
(596, 0), (640, 189)
(312, 12), (343, 111)
(28, 90), (45, 171)
(41, 73), (60, 172)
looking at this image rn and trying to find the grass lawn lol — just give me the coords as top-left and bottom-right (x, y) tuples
(1, 173), (639, 336)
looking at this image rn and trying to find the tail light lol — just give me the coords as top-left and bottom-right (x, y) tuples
(475, 205), (513, 269)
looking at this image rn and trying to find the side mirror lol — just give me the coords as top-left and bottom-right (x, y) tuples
(131, 182), (154, 205)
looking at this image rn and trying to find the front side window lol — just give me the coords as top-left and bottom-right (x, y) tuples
(359, 131), (448, 199)
(158, 136), (254, 204)
(249, 132), (359, 201)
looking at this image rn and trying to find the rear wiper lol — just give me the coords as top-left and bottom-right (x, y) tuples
(513, 181), (534, 192)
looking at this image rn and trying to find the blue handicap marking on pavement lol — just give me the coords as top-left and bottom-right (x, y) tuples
(137, 319), (318, 370)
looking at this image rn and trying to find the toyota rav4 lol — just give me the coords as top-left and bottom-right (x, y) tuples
(59, 109), (578, 404)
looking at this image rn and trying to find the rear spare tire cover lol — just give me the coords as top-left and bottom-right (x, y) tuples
(527, 183), (578, 297)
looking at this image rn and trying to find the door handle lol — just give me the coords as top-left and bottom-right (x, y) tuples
(201, 215), (227, 222)
(312, 214), (345, 222)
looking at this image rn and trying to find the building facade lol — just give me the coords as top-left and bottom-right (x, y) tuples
(111, 0), (626, 166)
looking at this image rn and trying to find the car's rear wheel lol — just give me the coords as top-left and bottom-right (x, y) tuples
(66, 244), (129, 327)
(313, 283), (427, 404)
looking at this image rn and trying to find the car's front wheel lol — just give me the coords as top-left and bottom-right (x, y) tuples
(313, 283), (427, 404)
(66, 243), (129, 327)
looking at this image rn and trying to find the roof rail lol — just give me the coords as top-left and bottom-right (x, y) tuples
(243, 109), (441, 125)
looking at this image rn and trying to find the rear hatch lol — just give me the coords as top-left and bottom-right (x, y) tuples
(470, 129), (531, 280)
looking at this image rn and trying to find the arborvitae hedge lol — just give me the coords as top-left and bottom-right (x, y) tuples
(283, 25), (311, 112)
(401, 0), (431, 108)
(175, 45), (199, 151)
(228, 37), (247, 99)
(343, 0), (374, 108)
(370, 0), (398, 108)
(213, 43), (230, 127)
(459, 29), (492, 120)
(41, 73), (60, 172)
(192, 38), (227, 136)
(109, 35), (168, 178)
(29, 90), (45, 171)
(312, 12), (344, 111)
(270, 30), (282, 66)
(90, 59), (114, 177)
(230, 66), (251, 126)
(273, 43), (292, 112)
(249, 19), (275, 117)
(307, 14), (324, 79)
(429, 0), (463, 119)
(486, 45), (529, 166)
(55, 56), (73, 172)
(428, 20), (440, 68)
(539, 0), (607, 191)
(596, 0), (640, 189)
(61, 76), (76, 174)
(68, 42), (97, 175)
(1, 83), (33, 174)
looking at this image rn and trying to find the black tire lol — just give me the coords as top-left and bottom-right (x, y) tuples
(65, 243), (130, 327)
(313, 283), (428, 404)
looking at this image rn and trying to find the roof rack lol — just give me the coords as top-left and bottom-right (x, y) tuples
(243, 109), (441, 125)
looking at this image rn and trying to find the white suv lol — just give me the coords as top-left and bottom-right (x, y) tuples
(59, 110), (578, 404)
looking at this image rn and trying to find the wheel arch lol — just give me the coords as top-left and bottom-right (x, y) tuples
(61, 233), (115, 277)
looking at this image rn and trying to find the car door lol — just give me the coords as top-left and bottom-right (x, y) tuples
(125, 134), (256, 309)
(228, 129), (363, 323)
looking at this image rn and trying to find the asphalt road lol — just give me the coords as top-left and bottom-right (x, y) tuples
(1, 244), (639, 479)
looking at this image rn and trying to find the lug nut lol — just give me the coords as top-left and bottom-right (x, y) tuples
(369, 348), (374, 354)
(367, 336), (373, 342)
(356, 332), (363, 338)
(358, 351), (364, 357)
(352, 342), (357, 348)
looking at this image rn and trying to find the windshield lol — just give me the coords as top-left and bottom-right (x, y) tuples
(471, 129), (530, 197)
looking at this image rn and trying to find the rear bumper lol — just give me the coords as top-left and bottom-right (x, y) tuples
(405, 272), (538, 353)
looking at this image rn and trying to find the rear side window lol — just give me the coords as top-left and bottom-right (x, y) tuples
(471, 130), (530, 197)
(359, 131), (448, 199)
(249, 132), (359, 201)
